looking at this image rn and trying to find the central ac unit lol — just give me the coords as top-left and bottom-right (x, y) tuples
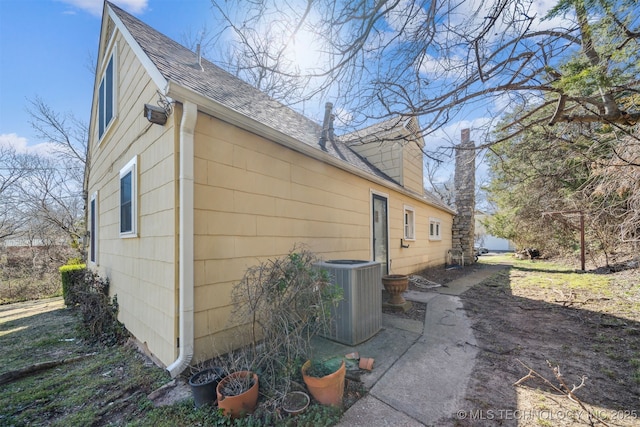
(316, 260), (382, 345)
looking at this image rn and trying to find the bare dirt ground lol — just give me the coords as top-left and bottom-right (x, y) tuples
(411, 256), (640, 426)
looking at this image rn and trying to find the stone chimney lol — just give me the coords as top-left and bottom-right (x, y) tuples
(452, 128), (476, 263)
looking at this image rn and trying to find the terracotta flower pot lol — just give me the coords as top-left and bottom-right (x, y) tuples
(359, 357), (374, 370)
(382, 274), (409, 305)
(216, 371), (259, 418)
(301, 360), (345, 406)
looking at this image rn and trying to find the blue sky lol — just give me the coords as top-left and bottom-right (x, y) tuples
(0, 0), (213, 153)
(0, 0), (555, 187)
(0, 0), (491, 153)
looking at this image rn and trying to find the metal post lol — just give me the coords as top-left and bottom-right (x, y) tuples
(543, 210), (586, 271)
(580, 212), (585, 271)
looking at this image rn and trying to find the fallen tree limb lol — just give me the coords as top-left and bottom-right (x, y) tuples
(514, 359), (610, 427)
(0, 352), (97, 386)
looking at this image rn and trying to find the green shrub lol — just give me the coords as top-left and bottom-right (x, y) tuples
(59, 263), (86, 306)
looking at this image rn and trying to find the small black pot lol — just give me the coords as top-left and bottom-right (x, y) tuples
(189, 367), (225, 408)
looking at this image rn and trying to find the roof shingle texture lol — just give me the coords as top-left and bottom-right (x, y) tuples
(109, 2), (393, 181)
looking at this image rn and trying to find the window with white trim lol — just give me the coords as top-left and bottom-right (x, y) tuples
(89, 191), (98, 263)
(404, 206), (415, 240)
(119, 156), (137, 237)
(98, 51), (116, 139)
(429, 218), (442, 240)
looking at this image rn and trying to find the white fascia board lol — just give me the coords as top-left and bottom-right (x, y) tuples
(107, 5), (168, 93)
(166, 81), (455, 215)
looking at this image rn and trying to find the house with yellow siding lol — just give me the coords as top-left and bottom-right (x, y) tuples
(87, 2), (456, 377)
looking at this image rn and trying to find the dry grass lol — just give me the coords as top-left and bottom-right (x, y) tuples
(452, 255), (639, 426)
(0, 298), (170, 426)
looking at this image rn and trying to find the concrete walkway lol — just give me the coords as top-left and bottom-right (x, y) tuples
(320, 264), (507, 426)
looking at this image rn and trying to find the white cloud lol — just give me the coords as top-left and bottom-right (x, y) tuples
(0, 133), (28, 152)
(384, 0), (431, 34)
(0, 133), (60, 158)
(58, 0), (148, 17)
(447, 0), (570, 38)
(378, 0), (572, 85)
(531, 0), (574, 30)
(418, 53), (467, 79)
(333, 107), (354, 127)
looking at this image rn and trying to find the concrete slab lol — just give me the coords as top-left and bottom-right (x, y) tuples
(421, 295), (476, 345)
(435, 264), (506, 296)
(334, 265), (508, 425)
(382, 313), (423, 335)
(367, 294), (478, 425)
(369, 339), (477, 425)
(336, 394), (425, 426)
(311, 325), (420, 389)
(403, 290), (440, 304)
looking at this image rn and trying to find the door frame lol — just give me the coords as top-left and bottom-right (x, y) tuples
(370, 190), (390, 275)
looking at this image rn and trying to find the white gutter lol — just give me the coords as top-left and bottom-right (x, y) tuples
(167, 101), (197, 378)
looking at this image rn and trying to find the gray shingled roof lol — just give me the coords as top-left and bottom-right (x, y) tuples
(108, 2), (393, 182)
(340, 116), (406, 144)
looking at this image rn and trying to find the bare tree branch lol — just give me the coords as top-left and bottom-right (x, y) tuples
(210, 0), (638, 146)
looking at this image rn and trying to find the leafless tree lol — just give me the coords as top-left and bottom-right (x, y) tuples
(0, 146), (31, 240)
(18, 155), (85, 248)
(0, 143), (80, 300)
(424, 161), (454, 205)
(190, 5), (315, 103)
(210, 0), (639, 145)
(27, 97), (88, 188)
(21, 97), (89, 257)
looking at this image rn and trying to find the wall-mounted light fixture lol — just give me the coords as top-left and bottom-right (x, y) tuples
(401, 238), (410, 248)
(144, 104), (168, 125)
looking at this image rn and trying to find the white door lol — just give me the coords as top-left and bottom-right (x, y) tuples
(372, 194), (389, 275)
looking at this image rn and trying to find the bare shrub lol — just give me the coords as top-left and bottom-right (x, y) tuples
(223, 246), (342, 406)
(76, 271), (128, 346)
(0, 245), (74, 303)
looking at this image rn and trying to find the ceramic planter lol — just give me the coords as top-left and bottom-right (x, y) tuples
(301, 360), (346, 406)
(188, 367), (225, 408)
(382, 274), (409, 305)
(216, 371), (259, 418)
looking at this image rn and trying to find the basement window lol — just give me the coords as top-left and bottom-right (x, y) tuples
(429, 218), (442, 241)
(119, 156), (137, 237)
(404, 206), (415, 240)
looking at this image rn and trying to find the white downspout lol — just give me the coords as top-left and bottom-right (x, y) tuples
(167, 101), (197, 377)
